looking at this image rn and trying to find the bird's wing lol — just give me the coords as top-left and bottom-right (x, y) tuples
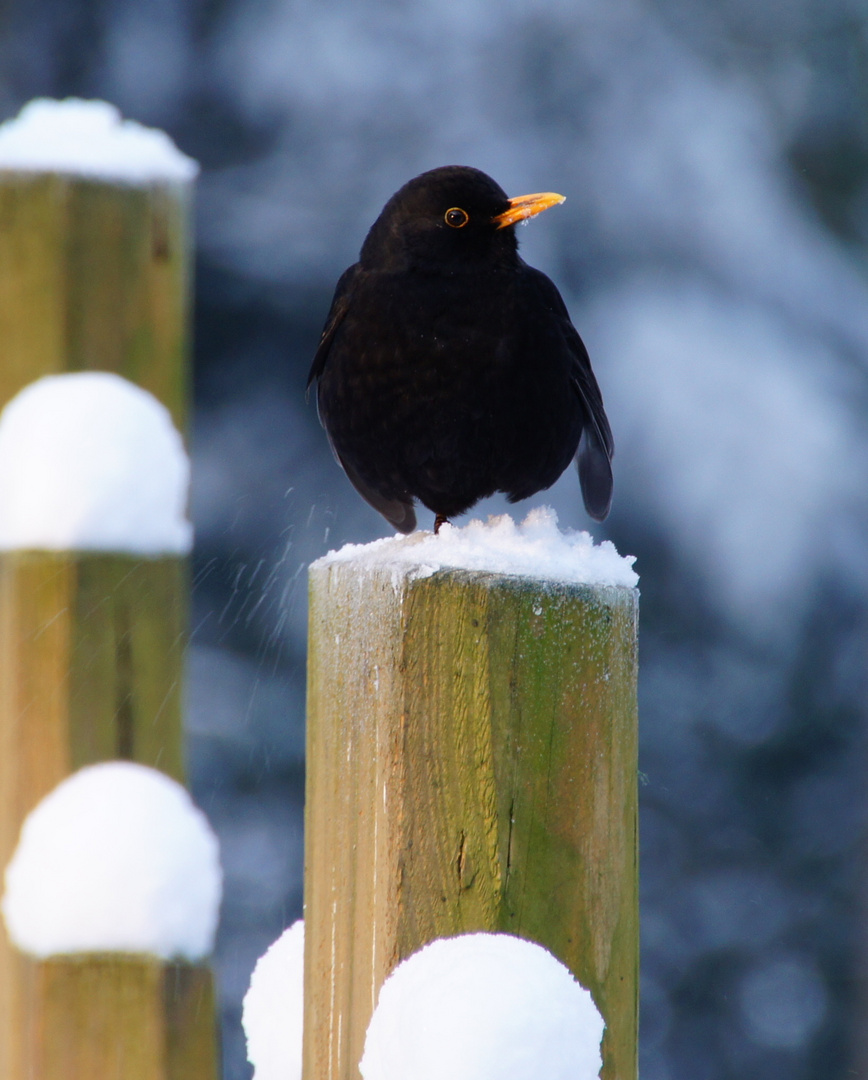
(572, 338), (614, 522)
(337, 455), (417, 534)
(307, 264), (417, 533)
(307, 264), (360, 389)
(525, 266), (614, 521)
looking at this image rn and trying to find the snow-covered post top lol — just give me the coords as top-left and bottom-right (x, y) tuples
(304, 509), (639, 1080)
(0, 98), (198, 424)
(0, 372), (196, 1077)
(0, 372), (191, 555)
(1, 763), (220, 1080)
(3, 762), (220, 961)
(361, 933), (606, 1080)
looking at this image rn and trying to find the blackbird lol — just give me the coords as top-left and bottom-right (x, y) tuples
(308, 165), (613, 534)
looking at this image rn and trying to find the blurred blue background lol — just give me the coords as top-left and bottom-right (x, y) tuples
(2, 1), (867, 1076)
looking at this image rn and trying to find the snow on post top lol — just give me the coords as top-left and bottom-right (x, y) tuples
(361, 932), (605, 1080)
(315, 507), (638, 589)
(243, 920), (306, 1080)
(0, 372), (192, 554)
(0, 98), (198, 183)
(2, 762), (221, 961)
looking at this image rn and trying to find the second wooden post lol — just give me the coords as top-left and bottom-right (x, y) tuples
(304, 555), (639, 1080)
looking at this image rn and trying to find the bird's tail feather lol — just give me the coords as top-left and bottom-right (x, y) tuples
(577, 428), (613, 522)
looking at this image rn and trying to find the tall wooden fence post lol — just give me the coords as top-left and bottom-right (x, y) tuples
(0, 101), (216, 1079)
(304, 555), (639, 1080)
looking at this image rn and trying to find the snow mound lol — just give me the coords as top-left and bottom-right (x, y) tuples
(316, 506), (637, 588)
(360, 932), (605, 1080)
(243, 920), (305, 1080)
(0, 98), (198, 183)
(0, 372), (192, 554)
(2, 761), (221, 960)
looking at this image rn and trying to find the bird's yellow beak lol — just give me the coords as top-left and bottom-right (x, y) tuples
(492, 191), (566, 229)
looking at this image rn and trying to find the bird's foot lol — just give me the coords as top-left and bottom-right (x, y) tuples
(434, 514), (449, 534)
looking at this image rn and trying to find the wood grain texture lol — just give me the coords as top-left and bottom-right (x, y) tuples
(19, 955), (218, 1080)
(0, 173), (191, 425)
(305, 562), (638, 1080)
(0, 553), (188, 1080)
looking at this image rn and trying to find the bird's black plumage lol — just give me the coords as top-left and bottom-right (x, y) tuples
(308, 165), (613, 534)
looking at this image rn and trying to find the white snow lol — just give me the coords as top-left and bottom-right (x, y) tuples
(0, 372), (192, 554)
(315, 506), (637, 589)
(0, 98), (198, 183)
(2, 761), (221, 960)
(360, 932), (605, 1080)
(242, 920), (305, 1080)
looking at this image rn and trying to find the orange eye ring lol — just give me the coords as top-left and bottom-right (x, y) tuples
(444, 207), (469, 228)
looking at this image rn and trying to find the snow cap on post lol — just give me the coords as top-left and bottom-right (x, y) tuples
(316, 506), (638, 588)
(360, 932), (606, 1080)
(2, 761), (221, 960)
(0, 372), (192, 554)
(0, 97), (198, 184)
(242, 920), (305, 1080)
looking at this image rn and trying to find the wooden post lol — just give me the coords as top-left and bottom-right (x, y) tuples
(0, 123), (213, 1078)
(0, 553), (186, 805)
(304, 561), (639, 1080)
(0, 172), (191, 428)
(20, 955), (218, 1080)
(0, 554), (188, 920)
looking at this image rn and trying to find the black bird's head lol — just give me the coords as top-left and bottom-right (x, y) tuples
(359, 165), (565, 274)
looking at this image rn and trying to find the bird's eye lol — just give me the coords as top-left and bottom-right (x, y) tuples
(444, 207), (469, 228)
